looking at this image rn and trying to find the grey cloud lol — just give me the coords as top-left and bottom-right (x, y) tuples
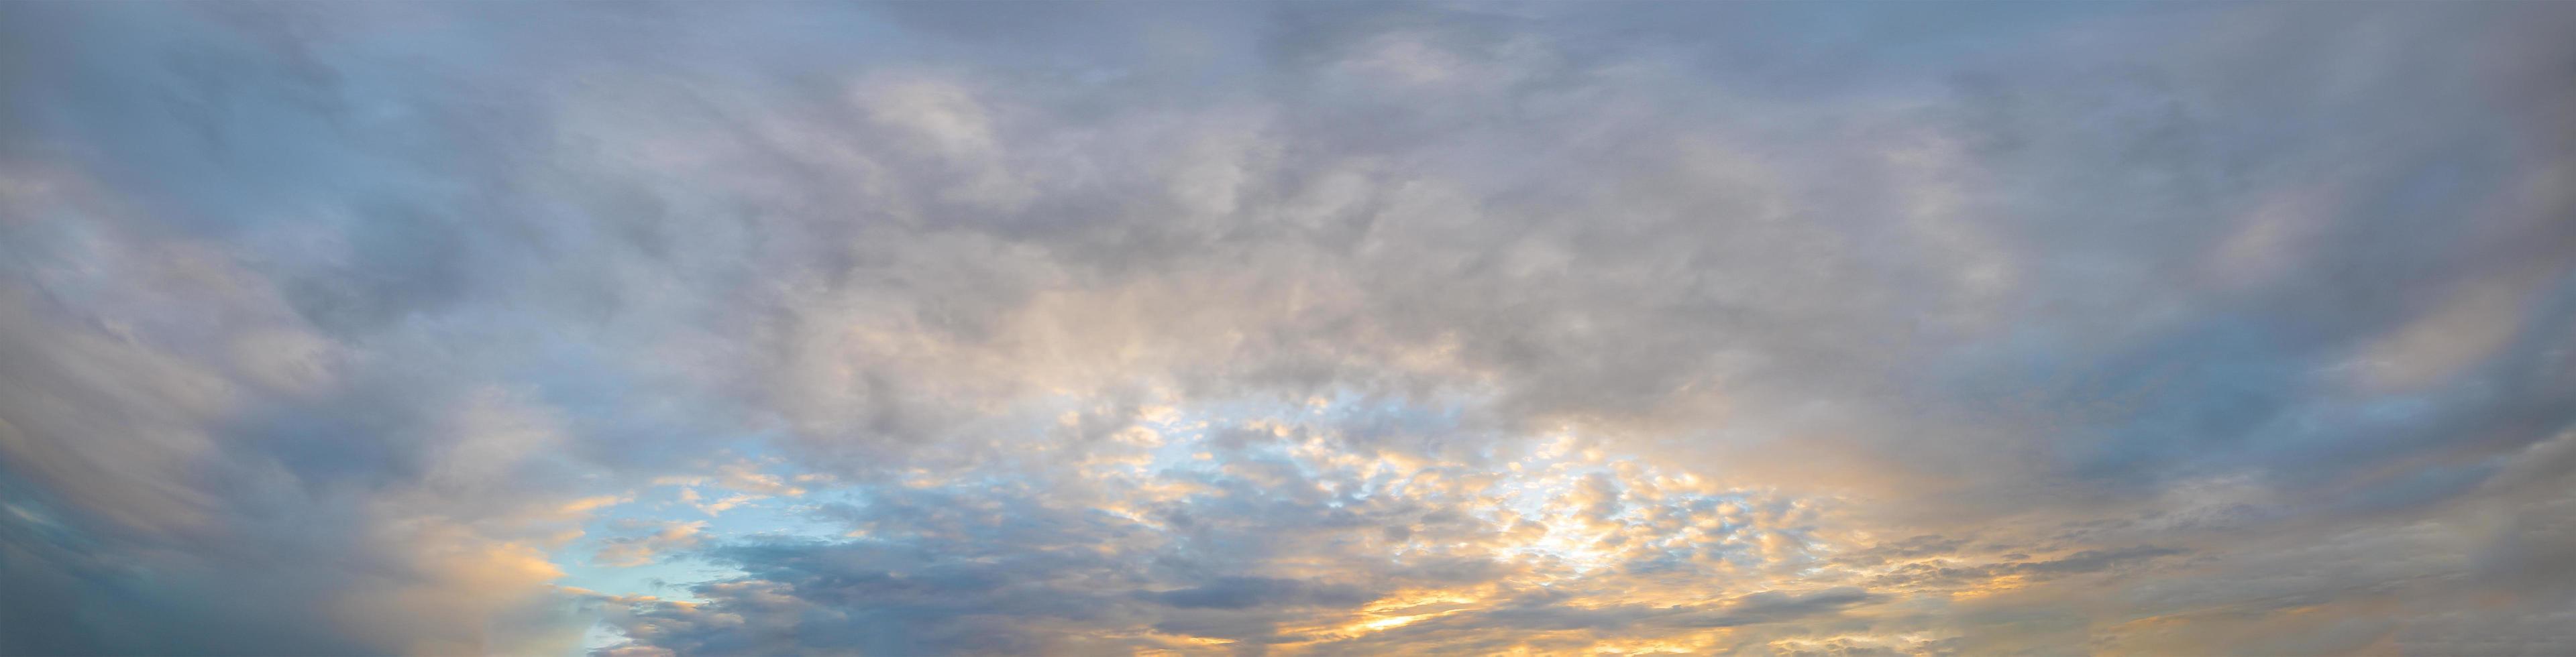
(1149, 577), (1375, 611)
(1868, 545), (2186, 591)
(1674, 587), (1882, 628)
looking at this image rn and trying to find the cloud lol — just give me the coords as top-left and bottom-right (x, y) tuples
(594, 521), (707, 569)
(3, 1), (2573, 655)
(1150, 578), (1377, 611)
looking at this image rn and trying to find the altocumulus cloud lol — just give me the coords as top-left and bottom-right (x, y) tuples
(3, 3), (2575, 656)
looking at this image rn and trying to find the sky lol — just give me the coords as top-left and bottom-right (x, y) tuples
(2, 3), (2574, 656)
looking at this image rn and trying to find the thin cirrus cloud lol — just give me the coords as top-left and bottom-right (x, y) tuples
(1, 2), (2572, 656)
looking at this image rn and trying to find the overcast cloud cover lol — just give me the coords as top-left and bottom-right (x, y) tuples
(4, 3), (2575, 656)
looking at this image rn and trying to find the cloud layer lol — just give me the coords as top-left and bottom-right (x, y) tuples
(3, 3), (2574, 655)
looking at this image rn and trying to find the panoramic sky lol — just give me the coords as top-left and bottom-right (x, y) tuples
(3, 3), (2574, 656)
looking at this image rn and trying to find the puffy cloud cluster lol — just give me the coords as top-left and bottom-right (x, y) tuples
(3, 2), (2573, 655)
